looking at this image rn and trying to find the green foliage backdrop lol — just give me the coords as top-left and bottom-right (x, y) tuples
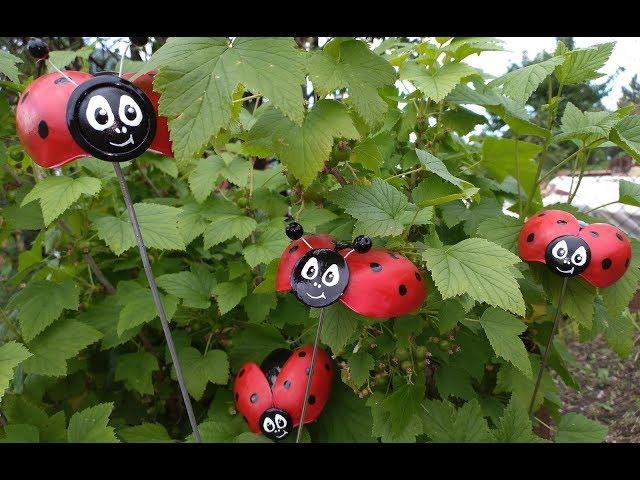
(0, 36), (639, 443)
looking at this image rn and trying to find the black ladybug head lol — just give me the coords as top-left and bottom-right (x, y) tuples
(545, 235), (591, 277)
(66, 74), (156, 162)
(291, 248), (349, 308)
(259, 408), (292, 441)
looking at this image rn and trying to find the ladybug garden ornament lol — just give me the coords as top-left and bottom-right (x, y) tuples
(234, 346), (333, 441)
(277, 223), (426, 317)
(518, 209), (632, 288)
(15, 38), (202, 442)
(518, 209), (632, 414)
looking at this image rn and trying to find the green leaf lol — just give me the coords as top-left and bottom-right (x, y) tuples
(212, 280), (247, 315)
(229, 324), (287, 370)
(1, 395), (66, 442)
(479, 307), (532, 378)
(188, 155), (252, 202)
(76, 299), (136, 350)
(21, 176), (102, 226)
(115, 352), (159, 395)
(1, 424), (39, 443)
(0, 342), (32, 402)
(156, 265), (216, 309)
(556, 413), (607, 443)
(604, 311), (635, 359)
(618, 179), (640, 207)
(476, 216), (524, 254)
(0, 50), (21, 82)
(422, 238), (525, 316)
(536, 267), (596, 327)
(381, 380), (426, 437)
(555, 43), (614, 85)
(242, 226), (289, 268)
(350, 137), (382, 173)
(600, 239), (640, 326)
(22, 319), (102, 377)
(400, 61), (477, 102)
(482, 137), (543, 200)
(47, 44), (94, 72)
(490, 56), (565, 105)
(176, 200), (212, 245)
(67, 403), (118, 443)
(203, 207), (257, 249)
(308, 39), (396, 128)
(610, 115), (640, 160)
(8, 279), (80, 342)
(495, 357), (557, 413)
(315, 303), (362, 354)
(555, 102), (618, 145)
(369, 392), (423, 442)
(434, 364), (476, 401)
(412, 177), (479, 208)
(422, 399), (491, 442)
(415, 149), (464, 188)
(310, 380), (374, 442)
(93, 202), (185, 255)
(116, 282), (178, 335)
(136, 37), (305, 161)
(491, 397), (543, 442)
(244, 100), (359, 185)
(172, 347), (229, 400)
(347, 351), (374, 389)
(332, 178), (409, 237)
(118, 423), (172, 443)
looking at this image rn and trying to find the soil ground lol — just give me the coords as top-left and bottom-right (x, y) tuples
(558, 334), (640, 442)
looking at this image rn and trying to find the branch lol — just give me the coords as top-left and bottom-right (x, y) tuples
(326, 166), (348, 186)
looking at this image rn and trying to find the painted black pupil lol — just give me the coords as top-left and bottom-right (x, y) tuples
(326, 272), (333, 282)
(557, 248), (565, 257)
(95, 108), (108, 125)
(125, 106), (136, 120)
(307, 266), (316, 276)
(575, 255), (582, 262)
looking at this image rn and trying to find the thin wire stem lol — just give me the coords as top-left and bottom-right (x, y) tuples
(46, 60), (78, 86)
(118, 42), (130, 77)
(296, 307), (325, 443)
(528, 276), (568, 415)
(112, 163), (202, 443)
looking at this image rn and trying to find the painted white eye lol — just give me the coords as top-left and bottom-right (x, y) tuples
(301, 257), (319, 280)
(322, 264), (340, 287)
(86, 95), (114, 131)
(262, 417), (275, 433)
(571, 246), (587, 266)
(552, 240), (568, 260)
(274, 414), (287, 429)
(118, 95), (143, 127)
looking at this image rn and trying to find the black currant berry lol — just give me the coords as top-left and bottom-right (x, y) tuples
(353, 235), (372, 253)
(129, 37), (150, 47)
(27, 38), (49, 60)
(285, 222), (304, 240)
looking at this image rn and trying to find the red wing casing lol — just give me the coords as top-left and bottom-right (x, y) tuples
(16, 71), (93, 168)
(340, 248), (426, 318)
(518, 210), (581, 263)
(578, 223), (633, 288)
(123, 71), (173, 157)
(271, 345), (333, 427)
(276, 234), (336, 292)
(233, 362), (274, 433)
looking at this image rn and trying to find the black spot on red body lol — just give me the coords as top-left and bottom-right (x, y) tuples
(308, 395), (316, 405)
(415, 271), (421, 281)
(389, 253), (399, 259)
(602, 258), (612, 270)
(557, 220), (567, 225)
(399, 284), (407, 296)
(527, 233), (535, 242)
(626, 258), (630, 268)
(616, 233), (624, 241)
(238, 368), (245, 377)
(283, 380), (291, 389)
(21, 91), (29, 103)
(250, 393), (258, 403)
(289, 245), (299, 254)
(38, 120), (48, 139)
(325, 363), (331, 371)
(298, 351), (307, 357)
(54, 77), (69, 85)
(370, 262), (382, 272)
(590, 231), (599, 237)
(305, 367), (311, 375)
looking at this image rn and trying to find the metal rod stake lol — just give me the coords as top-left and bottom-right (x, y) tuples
(528, 276), (568, 416)
(113, 162), (202, 443)
(296, 307), (325, 443)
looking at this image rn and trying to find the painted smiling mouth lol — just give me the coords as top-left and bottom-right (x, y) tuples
(109, 134), (134, 147)
(306, 292), (326, 300)
(556, 266), (575, 274)
(276, 431), (288, 439)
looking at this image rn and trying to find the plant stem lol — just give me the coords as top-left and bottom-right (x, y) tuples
(537, 140), (600, 186)
(584, 200), (619, 214)
(568, 149), (590, 204)
(514, 136), (522, 218)
(385, 167), (423, 181)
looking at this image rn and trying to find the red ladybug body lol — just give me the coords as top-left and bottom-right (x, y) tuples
(234, 345), (333, 441)
(276, 233), (426, 318)
(16, 70), (171, 169)
(518, 209), (632, 288)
